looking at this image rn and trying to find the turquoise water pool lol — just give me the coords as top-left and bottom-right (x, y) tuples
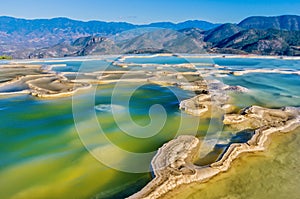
(0, 55), (299, 198)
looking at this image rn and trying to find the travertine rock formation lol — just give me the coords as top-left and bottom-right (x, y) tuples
(179, 79), (247, 116)
(129, 106), (300, 199)
(224, 106), (299, 130)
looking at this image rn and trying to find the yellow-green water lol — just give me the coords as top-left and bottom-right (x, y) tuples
(0, 82), (209, 199)
(163, 127), (300, 199)
(0, 56), (299, 199)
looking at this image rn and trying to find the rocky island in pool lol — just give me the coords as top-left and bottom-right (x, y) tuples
(0, 54), (299, 199)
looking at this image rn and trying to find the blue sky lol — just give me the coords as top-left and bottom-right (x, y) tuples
(1, 0), (300, 24)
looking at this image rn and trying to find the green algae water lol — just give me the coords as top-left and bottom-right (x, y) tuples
(0, 56), (299, 198)
(0, 83), (204, 199)
(164, 127), (300, 199)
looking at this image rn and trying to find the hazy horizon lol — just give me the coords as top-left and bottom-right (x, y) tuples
(1, 13), (300, 25)
(0, 0), (300, 24)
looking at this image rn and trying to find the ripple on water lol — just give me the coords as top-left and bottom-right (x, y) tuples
(0, 106), (8, 110)
(95, 104), (125, 112)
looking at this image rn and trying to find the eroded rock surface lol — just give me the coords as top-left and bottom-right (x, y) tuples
(128, 136), (220, 199)
(224, 106), (300, 130)
(27, 76), (90, 98)
(179, 79), (247, 116)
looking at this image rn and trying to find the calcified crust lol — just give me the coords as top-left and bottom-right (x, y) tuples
(177, 54), (300, 60)
(0, 62), (205, 98)
(0, 57), (247, 101)
(2, 54), (273, 100)
(128, 106), (300, 199)
(116, 53), (300, 61)
(27, 76), (91, 98)
(233, 69), (300, 76)
(0, 64), (92, 98)
(179, 80), (247, 116)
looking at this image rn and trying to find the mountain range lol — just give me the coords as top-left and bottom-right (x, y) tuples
(1, 15), (300, 58)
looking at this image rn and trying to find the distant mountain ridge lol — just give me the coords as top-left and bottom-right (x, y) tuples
(239, 15), (300, 31)
(0, 16), (219, 48)
(1, 15), (300, 58)
(28, 29), (207, 58)
(212, 28), (300, 55)
(142, 20), (220, 30)
(204, 23), (244, 43)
